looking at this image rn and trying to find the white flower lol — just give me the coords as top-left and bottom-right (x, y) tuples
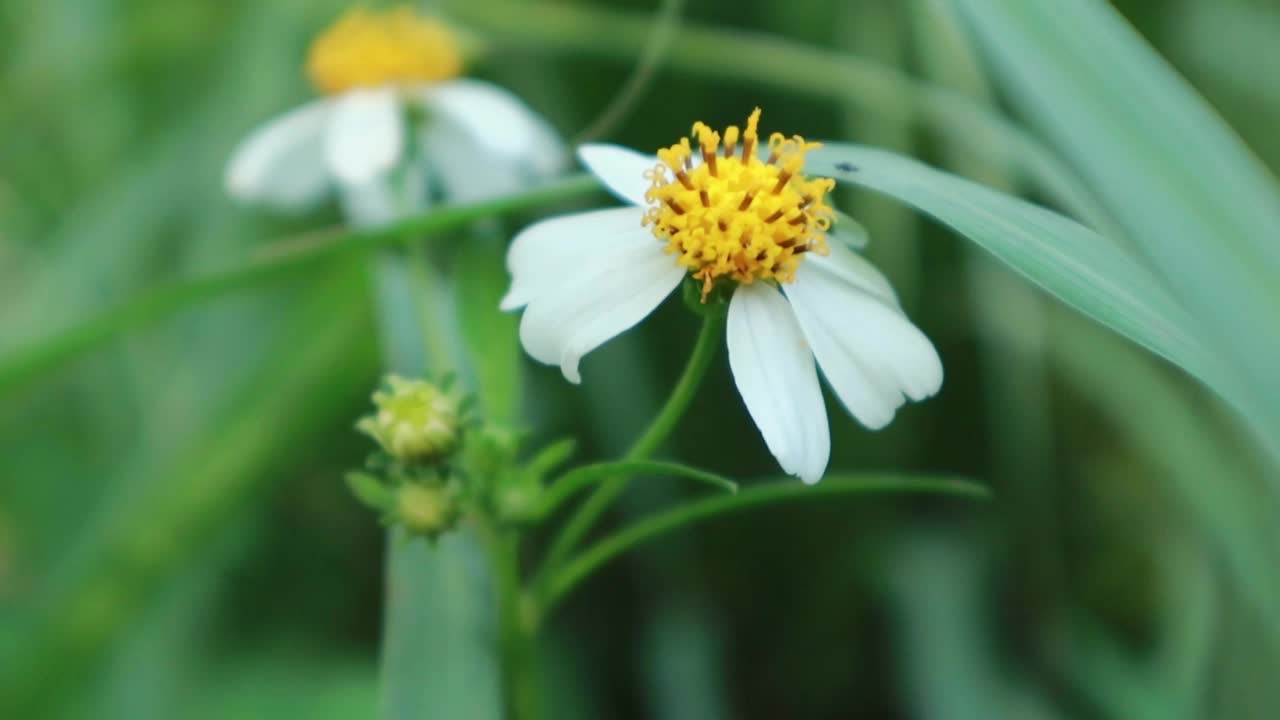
(502, 110), (943, 484)
(224, 7), (563, 226)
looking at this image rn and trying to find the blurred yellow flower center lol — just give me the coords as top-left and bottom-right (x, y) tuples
(306, 7), (462, 95)
(644, 108), (835, 300)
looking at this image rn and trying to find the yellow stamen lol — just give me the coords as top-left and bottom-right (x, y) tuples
(306, 6), (462, 95)
(643, 108), (835, 301)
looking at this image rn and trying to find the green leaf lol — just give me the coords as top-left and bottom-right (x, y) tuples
(1046, 309), (1280, 645)
(542, 475), (988, 608)
(379, 531), (503, 720)
(946, 0), (1280, 461)
(807, 145), (1237, 414)
(537, 461), (738, 521)
(345, 472), (393, 512)
(524, 438), (578, 480)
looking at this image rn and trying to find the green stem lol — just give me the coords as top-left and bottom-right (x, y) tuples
(571, 0), (685, 144)
(487, 525), (541, 720)
(535, 311), (725, 590)
(542, 475), (990, 609)
(536, 460), (736, 521)
(0, 174), (598, 399)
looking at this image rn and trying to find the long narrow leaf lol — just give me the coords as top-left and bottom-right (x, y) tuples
(948, 0), (1280, 457)
(807, 146), (1235, 407)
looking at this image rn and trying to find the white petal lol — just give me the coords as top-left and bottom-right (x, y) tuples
(518, 230), (682, 383)
(809, 241), (900, 309)
(225, 99), (333, 209)
(784, 258), (942, 430)
(727, 283), (831, 484)
(576, 144), (655, 206)
(337, 165), (428, 229)
(501, 207), (646, 311)
(419, 119), (534, 203)
(831, 210), (870, 249)
(325, 87), (405, 185)
(421, 79), (567, 177)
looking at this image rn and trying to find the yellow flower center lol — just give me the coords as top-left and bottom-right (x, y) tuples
(644, 108), (836, 300)
(306, 7), (462, 95)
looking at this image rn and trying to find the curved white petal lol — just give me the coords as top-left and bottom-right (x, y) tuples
(325, 87), (405, 185)
(421, 79), (567, 177)
(225, 99), (333, 209)
(501, 207), (646, 311)
(808, 241), (900, 309)
(831, 211), (870, 249)
(577, 144), (654, 206)
(727, 283), (830, 484)
(518, 230), (682, 383)
(783, 258), (942, 430)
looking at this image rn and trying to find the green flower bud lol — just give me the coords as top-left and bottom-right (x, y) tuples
(357, 375), (460, 463)
(394, 482), (458, 538)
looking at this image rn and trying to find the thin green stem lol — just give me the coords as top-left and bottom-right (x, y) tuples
(542, 475), (991, 609)
(536, 460), (736, 521)
(535, 311), (725, 590)
(572, 0), (685, 144)
(0, 174), (598, 399)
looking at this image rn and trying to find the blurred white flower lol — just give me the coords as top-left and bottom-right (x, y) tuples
(503, 110), (942, 484)
(225, 6), (563, 226)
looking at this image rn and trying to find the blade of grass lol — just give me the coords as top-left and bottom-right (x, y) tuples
(807, 146), (1234, 411)
(949, 0), (1280, 462)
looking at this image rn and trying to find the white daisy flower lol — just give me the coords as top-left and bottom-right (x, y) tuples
(502, 109), (943, 484)
(225, 6), (563, 225)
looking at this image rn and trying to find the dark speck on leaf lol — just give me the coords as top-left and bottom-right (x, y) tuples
(834, 162), (857, 173)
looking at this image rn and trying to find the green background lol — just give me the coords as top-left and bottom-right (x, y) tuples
(2, 0), (1278, 717)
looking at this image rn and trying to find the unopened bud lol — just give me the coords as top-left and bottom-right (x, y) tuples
(357, 375), (460, 463)
(395, 482), (458, 538)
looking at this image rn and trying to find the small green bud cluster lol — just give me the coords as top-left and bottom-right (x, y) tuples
(346, 375), (587, 539)
(348, 375), (466, 541)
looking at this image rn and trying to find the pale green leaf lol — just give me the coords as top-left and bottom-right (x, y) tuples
(947, 0), (1280, 459)
(808, 145), (1234, 406)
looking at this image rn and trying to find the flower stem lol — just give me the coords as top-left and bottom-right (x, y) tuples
(542, 475), (990, 609)
(535, 311), (725, 592)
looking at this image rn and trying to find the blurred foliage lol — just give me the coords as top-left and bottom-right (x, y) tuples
(2, 0), (1279, 718)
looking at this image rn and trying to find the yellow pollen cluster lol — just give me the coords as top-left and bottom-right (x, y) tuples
(643, 108), (836, 300)
(306, 7), (462, 95)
